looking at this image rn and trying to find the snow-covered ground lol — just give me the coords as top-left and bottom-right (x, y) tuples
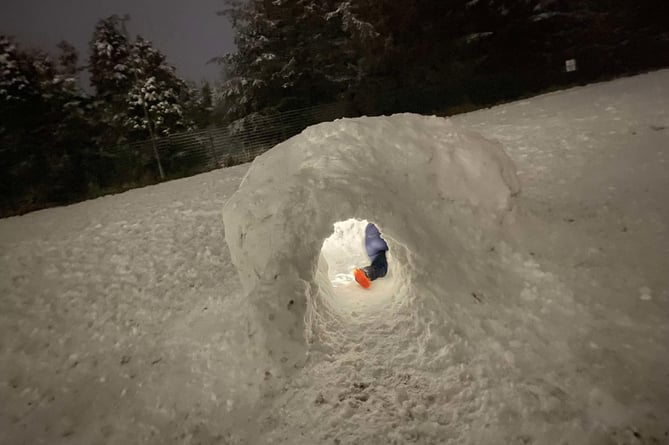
(1, 70), (668, 445)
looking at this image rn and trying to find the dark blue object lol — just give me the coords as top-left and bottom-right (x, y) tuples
(364, 223), (389, 258)
(363, 223), (389, 281)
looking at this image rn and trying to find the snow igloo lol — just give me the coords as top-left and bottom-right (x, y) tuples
(222, 113), (520, 372)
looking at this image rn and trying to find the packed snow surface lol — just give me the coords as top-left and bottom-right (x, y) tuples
(1, 71), (668, 445)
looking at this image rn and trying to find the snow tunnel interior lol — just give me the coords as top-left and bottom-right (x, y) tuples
(316, 218), (411, 320)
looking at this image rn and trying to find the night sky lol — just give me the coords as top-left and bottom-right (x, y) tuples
(0, 0), (235, 85)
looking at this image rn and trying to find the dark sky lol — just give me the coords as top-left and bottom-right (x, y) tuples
(0, 0), (235, 85)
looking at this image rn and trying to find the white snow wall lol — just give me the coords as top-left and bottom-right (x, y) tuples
(222, 114), (521, 372)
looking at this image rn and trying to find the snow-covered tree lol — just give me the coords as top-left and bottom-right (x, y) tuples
(0, 35), (40, 203)
(88, 15), (134, 146)
(217, 0), (380, 122)
(0, 36), (33, 104)
(1, 36), (95, 211)
(124, 36), (191, 138)
(124, 75), (188, 138)
(88, 16), (193, 143)
(182, 81), (214, 128)
(89, 15), (133, 100)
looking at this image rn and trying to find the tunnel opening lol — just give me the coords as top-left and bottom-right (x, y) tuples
(316, 218), (410, 322)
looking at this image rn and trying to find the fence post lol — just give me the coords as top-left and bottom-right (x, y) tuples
(146, 115), (165, 180)
(207, 128), (220, 167)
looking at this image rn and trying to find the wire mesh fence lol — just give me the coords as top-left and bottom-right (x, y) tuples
(105, 100), (354, 184)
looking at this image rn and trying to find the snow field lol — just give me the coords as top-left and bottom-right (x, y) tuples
(0, 70), (667, 444)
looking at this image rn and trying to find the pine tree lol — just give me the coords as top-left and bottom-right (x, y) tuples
(124, 35), (191, 139)
(88, 16), (193, 143)
(0, 36), (33, 104)
(0, 35), (40, 210)
(183, 81), (214, 128)
(88, 15), (134, 146)
(89, 15), (133, 100)
(1, 36), (93, 212)
(217, 0), (380, 123)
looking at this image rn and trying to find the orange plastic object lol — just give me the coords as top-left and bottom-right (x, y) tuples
(353, 268), (371, 289)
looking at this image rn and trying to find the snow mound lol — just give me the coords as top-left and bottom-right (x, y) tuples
(223, 114), (593, 442)
(223, 113), (520, 365)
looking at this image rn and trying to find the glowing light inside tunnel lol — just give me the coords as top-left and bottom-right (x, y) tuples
(318, 219), (406, 316)
(320, 218), (370, 287)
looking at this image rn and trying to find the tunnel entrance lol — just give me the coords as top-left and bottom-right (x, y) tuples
(317, 219), (406, 317)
